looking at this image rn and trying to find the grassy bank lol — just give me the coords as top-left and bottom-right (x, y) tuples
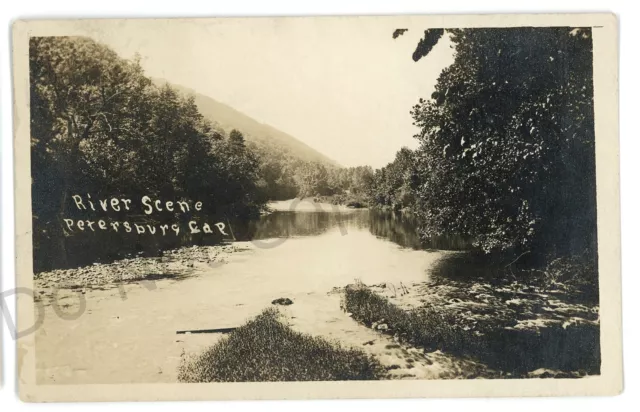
(343, 282), (600, 378)
(179, 308), (386, 382)
(343, 285), (469, 352)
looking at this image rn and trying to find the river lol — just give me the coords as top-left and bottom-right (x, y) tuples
(34, 202), (488, 384)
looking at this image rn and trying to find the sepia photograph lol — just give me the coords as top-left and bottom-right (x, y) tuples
(12, 14), (621, 401)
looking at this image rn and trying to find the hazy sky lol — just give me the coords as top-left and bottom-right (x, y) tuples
(84, 18), (454, 168)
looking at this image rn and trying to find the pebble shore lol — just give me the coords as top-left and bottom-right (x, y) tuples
(34, 244), (243, 290)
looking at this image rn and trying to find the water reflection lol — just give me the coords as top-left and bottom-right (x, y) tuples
(233, 210), (370, 241)
(37, 208), (473, 272)
(237, 209), (472, 252)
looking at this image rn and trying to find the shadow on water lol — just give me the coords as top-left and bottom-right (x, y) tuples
(35, 210), (372, 272)
(367, 209), (473, 250)
(430, 251), (508, 283)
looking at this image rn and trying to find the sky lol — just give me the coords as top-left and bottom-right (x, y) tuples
(82, 18), (455, 168)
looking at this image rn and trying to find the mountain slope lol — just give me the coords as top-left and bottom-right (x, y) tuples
(157, 80), (339, 166)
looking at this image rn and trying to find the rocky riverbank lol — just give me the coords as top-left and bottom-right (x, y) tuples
(34, 244), (245, 291)
(341, 260), (601, 379)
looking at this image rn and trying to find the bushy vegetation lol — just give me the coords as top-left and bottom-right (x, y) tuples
(29, 37), (375, 270)
(178, 308), (386, 382)
(524, 254), (599, 302)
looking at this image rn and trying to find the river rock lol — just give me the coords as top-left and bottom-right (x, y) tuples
(271, 297), (294, 306)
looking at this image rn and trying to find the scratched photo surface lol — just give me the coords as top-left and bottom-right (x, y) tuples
(13, 15), (621, 401)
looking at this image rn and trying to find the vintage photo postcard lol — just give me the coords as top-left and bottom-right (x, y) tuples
(13, 14), (621, 402)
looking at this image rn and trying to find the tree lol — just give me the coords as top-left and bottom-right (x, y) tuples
(294, 161), (331, 198)
(30, 36), (151, 208)
(30, 36), (267, 271)
(30, 37), (153, 267)
(407, 28), (596, 256)
(229, 129), (246, 148)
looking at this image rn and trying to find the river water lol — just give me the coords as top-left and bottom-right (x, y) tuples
(35, 203), (481, 384)
(34, 203), (600, 383)
(239, 206), (470, 251)
(36, 201), (471, 273)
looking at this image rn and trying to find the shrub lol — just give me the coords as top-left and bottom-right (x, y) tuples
(533, 255), (598, 299)
(178, 308), (386, 382)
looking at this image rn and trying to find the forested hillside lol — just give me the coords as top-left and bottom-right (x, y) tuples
(163, 83), (375, 202)
(162, 82), (338, 166)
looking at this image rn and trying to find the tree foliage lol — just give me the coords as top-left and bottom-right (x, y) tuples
(249, 138), (375, 202)
(368, 148), (418, 211)
(30, 37), (264, 268)
(412, 29), (445, 62)
(407, 28), (597, 254)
